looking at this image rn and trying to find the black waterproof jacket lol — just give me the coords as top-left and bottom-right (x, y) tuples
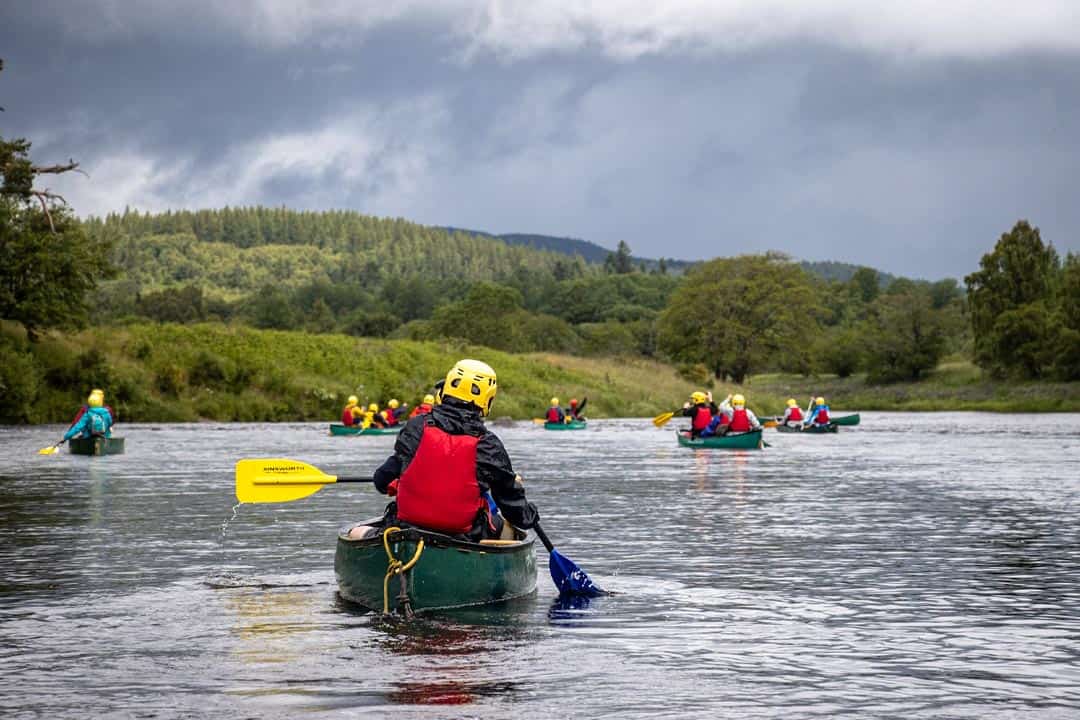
(373, 397), (539, 531)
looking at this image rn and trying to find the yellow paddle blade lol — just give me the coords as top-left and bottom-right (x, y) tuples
(235, 458), (338, 504)
(652, 411), (676, 427)
(532, 418), (547, 424)
(38, 445), (59, 455)
(763, 420), (778, 428)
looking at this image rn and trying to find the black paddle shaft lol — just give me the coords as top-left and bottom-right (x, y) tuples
(336, 477), (375, 483)
(532, 522), (555, 553)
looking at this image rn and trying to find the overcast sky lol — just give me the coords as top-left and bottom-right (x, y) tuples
(3, 1), (1079, 277)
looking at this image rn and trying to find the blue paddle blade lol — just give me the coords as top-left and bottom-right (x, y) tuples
(549, 549), (605, 597)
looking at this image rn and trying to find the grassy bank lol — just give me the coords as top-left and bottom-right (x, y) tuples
(3, 322), (1077, 423)
(3, 322), (705, 422)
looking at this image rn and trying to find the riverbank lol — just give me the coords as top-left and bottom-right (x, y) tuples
(3, 322), (1077, 423)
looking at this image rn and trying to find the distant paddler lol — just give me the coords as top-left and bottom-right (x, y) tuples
(781, 398), (803, 427)
(340, 395), (362, 427)
(408, 394), (435, 419)
(544, 397), (566, 425)
(40, 388), (116, 454)
(567, 397), (587, 422)
(380, 399), (407, 427)
(64, 389), (115, 441)
(364, 403), (384, 429)
(805, 396), (831, 427)
(701, 393), (761, 436)
(681, 391), (717, 438)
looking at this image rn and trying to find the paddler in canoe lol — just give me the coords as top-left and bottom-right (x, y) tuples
(363, 403), (385, 428)
(804, 396), (832, 427)
(700, 393), (762, 437)
(681, 391), (718, 438)
(781, 398), (804, 427)
(544, 397), (566, 425)
(64, 389), (115, 442)
(379, 399), (408, 427)
(348, 359), (539, 543)
(567, 397), (587, 422)
(340, 395), (363, 427)
(408, 394), (436, 419)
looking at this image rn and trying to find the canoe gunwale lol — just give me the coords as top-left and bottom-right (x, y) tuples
(338, 520), (533, 555)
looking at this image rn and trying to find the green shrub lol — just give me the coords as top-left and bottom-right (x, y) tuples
(0, 336), (41, 423)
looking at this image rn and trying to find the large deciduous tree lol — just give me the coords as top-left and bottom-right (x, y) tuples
(657, 253), (819, 383)
(1, 59), (113, 339)
(964, 220), (1065, 378)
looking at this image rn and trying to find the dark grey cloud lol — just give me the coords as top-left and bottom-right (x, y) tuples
(2, 2), (1079, 278)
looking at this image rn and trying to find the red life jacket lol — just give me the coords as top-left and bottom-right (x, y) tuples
(409, 403), (433, 418)
(341, 407), (356, 425)
(786, 407), (803, 422)
(546, 407), (562, 423)
(383, 410), (399, 426)
(814, 408), (830, 425)
(729, 408), (751, 432)
(692, 405), (712, 431)
(397, 426), (483, 534)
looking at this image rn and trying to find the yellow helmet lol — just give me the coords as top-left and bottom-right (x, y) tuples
(88, 390), (104, 408)
(732, 393), (746, 406)
(550, 397), (560, 407)
(690, 391), (707, 404)
(816, 396), (825, 405)
(444, 359), (498, 416)
(388, 398), (400, 409)
(347, 395), (358, 406)
(423, 394), (435, 405)
(786, 398), (797, 407)
(368, 403), (379, 412)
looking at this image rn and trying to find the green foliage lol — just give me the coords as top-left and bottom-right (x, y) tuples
(863, 289), (947, 383)
(0, 200), (114, 338)
(657, 254), (820, 383)
(341, 310), (402, 338)
(965, 220), (1064, 378)
(0, 333), (41, 422)
(815, 325), (864, 378)
(849, 267), (880, 304)
(138, 284), (207, 323)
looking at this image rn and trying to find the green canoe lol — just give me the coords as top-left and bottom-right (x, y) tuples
(676, 429), (763, 449)
(831, 413), (860, 426)
(328, 424), (402, 436)
(777, 423), (838, 434)
(335, 521), (537, 616)
(68, 436), (125, 456)
(544, 420), (587, 431)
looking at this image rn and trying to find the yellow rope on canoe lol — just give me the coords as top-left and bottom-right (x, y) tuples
(381, 526), (425, 615)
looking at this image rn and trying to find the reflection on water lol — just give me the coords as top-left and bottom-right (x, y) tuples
(1, 414), (1079, 718)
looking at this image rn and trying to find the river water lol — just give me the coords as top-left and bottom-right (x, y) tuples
(1, 413), (1079, 718)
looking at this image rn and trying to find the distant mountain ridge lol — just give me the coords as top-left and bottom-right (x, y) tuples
(446, 226), (900, 284)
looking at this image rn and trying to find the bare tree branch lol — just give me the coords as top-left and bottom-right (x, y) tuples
(31, 160), (83, 176)
(30, 189), (69, 233)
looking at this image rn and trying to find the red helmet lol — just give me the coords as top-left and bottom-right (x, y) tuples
(570, 398), (578, 406)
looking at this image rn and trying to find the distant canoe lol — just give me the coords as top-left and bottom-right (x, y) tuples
(544, 421), (587, 431)
(328, 424), (402, 436)
(831, 413), (860, 426)
(676, 429), (763, 449)
(68, 436), (125, 456)
(777, 423), (838, 434)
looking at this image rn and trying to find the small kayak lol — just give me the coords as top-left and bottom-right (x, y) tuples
(676, 429), (763, 449)
(831, 413), (860, 426)
(777, 423), (838, 434)
(544, 420), (587, 431)
(68, 436), (125, 456)
(328, 424), (402, 436)
(335, 521), (537, 615)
